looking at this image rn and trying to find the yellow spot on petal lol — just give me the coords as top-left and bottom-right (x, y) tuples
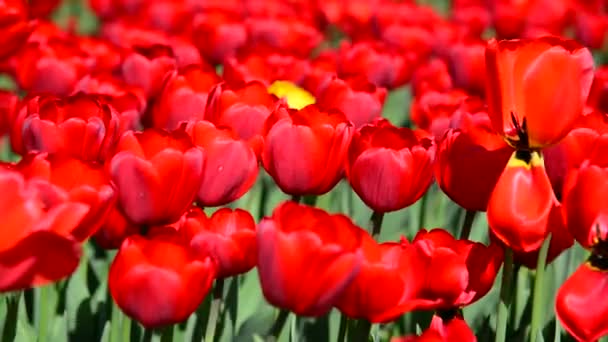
(268, 80), (315, 110)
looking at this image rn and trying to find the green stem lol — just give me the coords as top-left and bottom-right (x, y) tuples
(258, 176), (269, 220)
(204, 279), (225, 342)
(160, 324), (174, 342)
(496, 249), (514, 342)
(2, 292), (20, 342)
(531, 234), (552, 342)
(350, 319), (372, 342)
(418, 193), (428, 229)
(337, 314), (348, 342)
(370, 211), (385, 239)
(121, 314), (131, 342)
(37, 285), (51, 342)
(109, 302), (121, 342)
(459, 210), (477, 240)
(266, 309), (290, 342)
(142, 328), (153, 342)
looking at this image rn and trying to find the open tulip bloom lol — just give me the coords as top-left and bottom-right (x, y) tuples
(1, 1), (608, 342)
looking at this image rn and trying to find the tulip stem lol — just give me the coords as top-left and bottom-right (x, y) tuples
(1, 292), (20, 342)
(370, 211), (385, 239)
(418, 193), (428, 229)
(337, 314), (348, 342)
(204, 279), (224, 342)
(530, 234), (552, 342)
(36, 285), (52, 342)
(160, 324), (174, 342)
(267, 309), (290, 341)
(459, 210), (477, 240)
(348, 318), (372, 342)
(495, 248), (514, 342)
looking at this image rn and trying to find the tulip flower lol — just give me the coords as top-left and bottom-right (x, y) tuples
(181, 207), (257, 278)
(109, 228), (216, 328)
(149, 65), (221, 130)
(257, 201), (364, 316)
(391, 313), (477, 342)
(0, 168), (89, 292)
(487, 150), (561, 252)
(485, 36), (594, 149)
(346, 118), (434, 213)
(0, 0), (36, 60)
(262, 104), (353, 196)
(435, 111), (512, 212)
(14, 93), (119, 162)
(187, 120), (258, 207)
(121, 44), (177, 99)
(14, 153), (116, 242)
(316, 76), (387, 128)
(109, 128), (204, 225)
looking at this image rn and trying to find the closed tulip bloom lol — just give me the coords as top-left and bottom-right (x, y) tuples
(257, 201), (364, 316)
(435, 112), (512, 211)
(487, 150), (561, 252)
(149, 65), (221, 130)
(181, 207), (257, 278)
(109, 228), (216, 328)
(346, 118), (434, 213)
(562, 155), (608, 249)
(187, 120), (258, 207)
(485, 37), (595, 149)
(0, 168), (89, 292)
(316, 76), (387, 128)
(121, 44), (177, 99)
(556, 261), (608, 342)
(263, 104), (353, 196)
(109, 128), (204, 225)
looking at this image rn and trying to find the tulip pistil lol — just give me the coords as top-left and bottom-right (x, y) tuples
(509, 111), (529, 150)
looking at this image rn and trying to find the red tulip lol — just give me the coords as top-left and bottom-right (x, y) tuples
(149, 65), (221, 130)
(435, 112), (512, 211)
(109, 128), (204, 225)
(223, 51), (310, 86)
(346, 118), (434, 213)
(0, 0), (36, 60)
(28, 0), (61, 18)
(337, 41), (411, 89)
(556, 261), (608, 342)
(262, 104), (353, 196)
(187, 120), (258, 207)
(12, 38), (92, 96)
(0, 168), (89, 292)
(562, 156), (608, 249)
(573, 11), (608, 50)
(316, 76), (387, 129)
(245, 17), (322, 57)
(72, 74), (146, 134)
(121, 44), (177, 99)
(391, 313), (477, 342)
(15, 93), (120, 162)
(587, 66), (608, 114)
(109, 228), (216, 328)
(257, 201), (364, 316)
(487, 150), (560, 252)
(485, 36), (594, 149)
(445, 39), (486, 96)
(205, 81), (278, 154)
(402, 229), (503, 310)
(410, 58), (453, 98)
(336, 237), (416, 323)
(181, 207), (257, 278)
(15, 153), (116, 242)
(191, 10), (248, 64)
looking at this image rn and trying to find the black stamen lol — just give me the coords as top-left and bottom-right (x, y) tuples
(515, 149), (532, 164)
